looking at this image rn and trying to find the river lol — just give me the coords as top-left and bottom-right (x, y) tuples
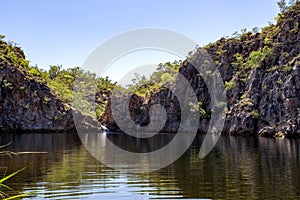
(0, 133), (299, 199)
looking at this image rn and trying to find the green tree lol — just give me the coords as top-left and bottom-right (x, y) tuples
(160, 73), (173, 83)
(252, 27), (260, 34)
(48, 65), (61, 79)
(277, 0), (288, 13)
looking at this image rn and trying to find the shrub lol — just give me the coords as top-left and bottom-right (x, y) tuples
(277, 78), (283, 84)
(43, 96), (51, 105)
(2, 79), (13, 89)
(251, 110), (260, 119)
(28, 67), (41, 77)
(244, 46), (272, 69)
(225, 80), (234, 90)
(232, 53), (244, 68)
(160, 73), (173, 83)
(19, 86), (25, 90)
(189, 101), (207, 117)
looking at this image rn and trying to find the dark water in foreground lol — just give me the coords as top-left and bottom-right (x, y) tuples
(0, 133), (300, 200)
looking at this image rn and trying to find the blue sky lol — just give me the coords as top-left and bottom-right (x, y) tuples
(1, 0), (279, 80)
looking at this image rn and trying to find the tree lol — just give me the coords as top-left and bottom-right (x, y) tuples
(252, 27), (260, 34)
(277, 0), (288, 13)
(48, 65), (61, 79)
(241, 28), (247, 35)
(160, 73), (173, 83)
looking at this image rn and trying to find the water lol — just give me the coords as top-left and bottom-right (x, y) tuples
(0, 133), (300, 200)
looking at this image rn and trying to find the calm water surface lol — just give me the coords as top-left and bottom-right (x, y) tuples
(0, 133), (300, 200)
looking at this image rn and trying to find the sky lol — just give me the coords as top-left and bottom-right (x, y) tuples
(1, 0), (280, 81)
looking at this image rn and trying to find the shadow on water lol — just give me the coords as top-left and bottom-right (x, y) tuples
(0, 132), (299, 199)
(166, 136), (300, 199)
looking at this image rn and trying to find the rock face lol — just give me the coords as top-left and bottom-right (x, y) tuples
(0, 64), (72, 131)
(219, 3), (300, 138)
(0, 41), (101, 133)
(101, 2), (300, 138)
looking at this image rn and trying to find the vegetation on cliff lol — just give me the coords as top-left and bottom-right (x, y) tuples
(101, 1), (300, 137)
(0, 37), (115, 118)
(0, 37), (105, 132)
(1, 1), (300, 137)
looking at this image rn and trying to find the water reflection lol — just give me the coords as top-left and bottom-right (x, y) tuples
(0, 133), (299, 199)
(79, 132), (196, 173)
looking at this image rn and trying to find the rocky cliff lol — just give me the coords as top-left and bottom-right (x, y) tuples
(0, 40), (101, 133)
(100, 2), (300, 138)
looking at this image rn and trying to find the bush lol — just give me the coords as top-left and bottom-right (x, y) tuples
(244, 46), (272, 69)
(28, 67), (41, 77)
(232, 53), (244, 68)
(189, 101), (208, 117)
(251, 110), (260, 119)
(160, 73), (173, 83)
(225, 80), (234, 90)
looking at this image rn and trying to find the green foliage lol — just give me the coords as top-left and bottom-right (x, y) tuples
(6, 51), (18, 64)
(0, 42), (116, 119)
(28, 67), (41, 77)
(95, 106), (104, 118)
(232, 31), (241, 39)
(277, 0), (288, 13)
(232, 53), (244, 68)
(251, 110), (260, 119)
(239, 98), (253, 107)
(277, 78), (283, 84)
(48, 65), (61, 79)
(47, 78), (73, 103)
(2, 79), (13, 90)
(252, 27), (260, 34)
(43, 96), (51, 105)
(276, 0), (298, 21)
(240, 94), (247, 100)
(97, 76), (115, 93)
(199, 102), (210, 117)
(150, 60), (181, 83)
(231, 28), (252, 39)
(261, 23), (280, 44)
(282, 64), (293, 72)
(39, 66), (116, 118)
(264, 37), (272, 46)
(275, 13), (285, 22)
(241, 28), (247, 35)
(225, 80), (234, 90)
(0, 40), (30, 73)
(19, 86), (25, 90)
(244, 46), (272, 69)
(160, 73), (173, 83)
(125, 60), (182, 98)
(189, 101), (208, 117)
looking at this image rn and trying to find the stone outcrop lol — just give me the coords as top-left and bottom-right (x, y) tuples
(0, 41), (102, 133)
(101, 2), (300, 138)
